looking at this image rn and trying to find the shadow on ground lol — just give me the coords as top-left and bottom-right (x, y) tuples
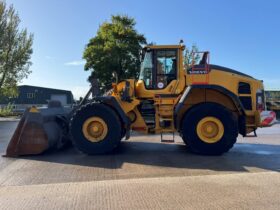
(20, 141), (280, 173)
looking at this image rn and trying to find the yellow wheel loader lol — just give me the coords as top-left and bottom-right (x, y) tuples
(5, 43), (269, 157)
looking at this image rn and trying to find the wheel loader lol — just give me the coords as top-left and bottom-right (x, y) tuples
(5, 43), (270, 157)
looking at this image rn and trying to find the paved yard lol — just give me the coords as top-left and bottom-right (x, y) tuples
(0, 121), (279, 209)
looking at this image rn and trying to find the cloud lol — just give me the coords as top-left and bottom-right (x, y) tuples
(64, 60), (86, 66)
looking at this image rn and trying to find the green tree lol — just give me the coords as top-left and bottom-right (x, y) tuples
(83, 15), (146, 90)
(0, 1), (33, 97)
(183, 44), (200, 70)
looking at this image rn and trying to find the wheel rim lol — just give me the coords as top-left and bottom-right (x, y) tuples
(82, 117), (108, 142)
(196, 116), (224, 144)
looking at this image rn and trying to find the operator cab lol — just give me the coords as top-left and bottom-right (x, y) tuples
(136, 45), (185, 98)
(139, 47), (177, 89)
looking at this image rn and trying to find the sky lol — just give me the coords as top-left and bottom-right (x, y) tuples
(6, 0), (280, 99)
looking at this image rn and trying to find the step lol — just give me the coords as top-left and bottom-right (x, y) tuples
(160, 132), (175, 143)
(160, 118), (173, 121)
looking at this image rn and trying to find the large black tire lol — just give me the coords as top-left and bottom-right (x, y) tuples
(181, 102), (238, 155)
(69, 103), (122, 155)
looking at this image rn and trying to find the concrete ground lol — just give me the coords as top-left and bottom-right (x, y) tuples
(0, 121), (279, 210)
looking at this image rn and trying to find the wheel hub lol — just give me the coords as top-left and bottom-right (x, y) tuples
(82, 117), (108, 142)
(196, 117), (224, 143)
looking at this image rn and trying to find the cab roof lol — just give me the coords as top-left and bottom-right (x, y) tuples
(143, 45), (185, 50)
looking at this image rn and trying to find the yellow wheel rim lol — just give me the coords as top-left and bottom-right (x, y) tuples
(82, 117), (108, 142)
(196, 117), (224, 144)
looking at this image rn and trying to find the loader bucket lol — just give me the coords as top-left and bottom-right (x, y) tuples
(4, 101), (71, 157)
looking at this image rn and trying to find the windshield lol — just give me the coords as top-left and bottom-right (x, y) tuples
(139, 51), (153, 89)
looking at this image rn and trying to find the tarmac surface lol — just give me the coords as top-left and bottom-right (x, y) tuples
(0, 120), (279, 209)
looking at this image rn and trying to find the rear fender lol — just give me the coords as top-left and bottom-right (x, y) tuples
(174, 85), (246, 135)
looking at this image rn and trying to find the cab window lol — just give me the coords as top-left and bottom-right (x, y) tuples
(156, 50), (177, 89)
(139, 51), (153, 89)
(139, 49), (177, 89)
